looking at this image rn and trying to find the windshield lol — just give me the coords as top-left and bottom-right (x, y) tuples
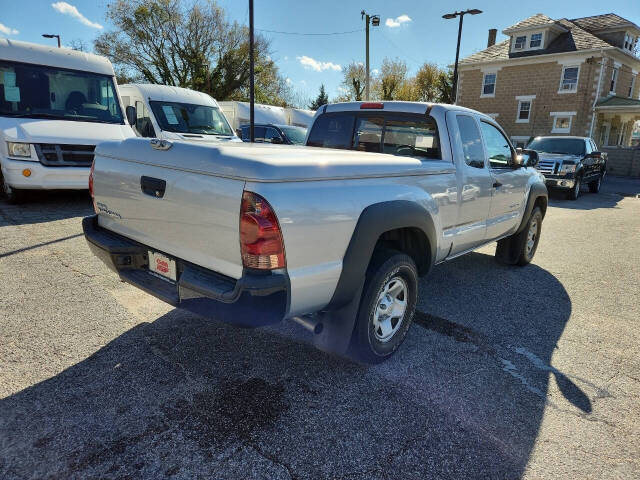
(280, 125), (307, 145)
(0, 60), (123, 124)
(149, 101), (233, 136)
(527, 137), (585, 156)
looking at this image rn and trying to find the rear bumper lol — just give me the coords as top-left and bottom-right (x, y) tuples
(1, 157), (89, 190)
(83, 215), (289, 327)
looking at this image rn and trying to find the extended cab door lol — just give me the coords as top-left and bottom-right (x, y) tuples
(478, 121), (527, 241)
(446, 112), (494, 255)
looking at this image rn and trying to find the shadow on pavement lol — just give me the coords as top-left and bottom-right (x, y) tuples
(547, 175), (640, 211)
(0, 191), (93, 225)
(0, 253), (583, 479)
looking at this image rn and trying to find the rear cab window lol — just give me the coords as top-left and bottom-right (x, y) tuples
(307, 111), (441, 160)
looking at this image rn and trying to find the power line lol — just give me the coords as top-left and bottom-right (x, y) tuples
(256, 28), (364, 36)
(379, 31), (423, 66)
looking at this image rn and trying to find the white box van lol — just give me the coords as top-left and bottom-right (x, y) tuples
(0, 39), (134, 203)
(218, 101), (315, 131)
(118, 84), (240, 143)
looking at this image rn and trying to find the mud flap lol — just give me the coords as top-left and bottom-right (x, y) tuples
(312, 283), (364, 356)
(495, 230), (524, 265)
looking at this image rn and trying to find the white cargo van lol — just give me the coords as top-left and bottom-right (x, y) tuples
(0, 39), (134, 203)
(218, 101), (315, 131)
(118, 84), (240, 143)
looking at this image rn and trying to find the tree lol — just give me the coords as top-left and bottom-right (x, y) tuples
(437, 68), (455, 104)
(68, 39), (89, 52)
(338, 62), (366, 101)
(95, 0), (290, 105)
(414, 63), (441, 102)
(374, 58), (408, 100)
(309, 84), (329, 110)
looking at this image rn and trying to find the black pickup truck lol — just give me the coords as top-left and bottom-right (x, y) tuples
(525, 136), (606, 200)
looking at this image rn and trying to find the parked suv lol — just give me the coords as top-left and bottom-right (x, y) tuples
(526, 136), (606, 200)
(239, 123), (307, 145)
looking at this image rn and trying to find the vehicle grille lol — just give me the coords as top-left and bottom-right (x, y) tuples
(537, 160), (556, 174)
(34, 144), (95, 167)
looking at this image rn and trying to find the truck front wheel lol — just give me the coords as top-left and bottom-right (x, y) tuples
(349, 251), (418, 363)
(1, 173), (25, 204)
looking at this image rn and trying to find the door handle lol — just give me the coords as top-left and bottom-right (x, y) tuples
(493, 181), (502, 188)
(140, 176), (166, 198)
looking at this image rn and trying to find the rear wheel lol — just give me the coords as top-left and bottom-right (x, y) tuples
(588, 174), (602, 193)
(349, 250), (418, 364)
(568, 175), (581, 200)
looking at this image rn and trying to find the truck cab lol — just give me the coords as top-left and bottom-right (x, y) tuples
(118, 84), (240, 144)
(0, 39), (134, 203)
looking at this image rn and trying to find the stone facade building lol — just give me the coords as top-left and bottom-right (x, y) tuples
(456, 13), (640, 149)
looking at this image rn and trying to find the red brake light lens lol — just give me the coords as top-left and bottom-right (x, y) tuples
(89, 160), (97, 213)
(240, 191), (286, 270)
(360, 102), (384, 109)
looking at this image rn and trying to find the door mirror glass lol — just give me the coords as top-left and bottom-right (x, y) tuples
(518, 149), (539, 167)
(125, 105), (136, 126)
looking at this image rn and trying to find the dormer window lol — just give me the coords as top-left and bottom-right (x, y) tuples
(530, 33), (542, 48)
(514, 36), (526, 50)
(624, 33), (637, 53)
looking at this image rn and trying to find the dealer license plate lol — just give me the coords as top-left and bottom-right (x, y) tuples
(148, 250), (177, 281)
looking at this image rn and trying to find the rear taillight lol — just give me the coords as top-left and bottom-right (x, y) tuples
(89, 160), (97, 213)
(240, 191), (286, 270)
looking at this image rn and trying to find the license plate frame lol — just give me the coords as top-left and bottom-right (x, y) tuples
(148, 250), (177, 282)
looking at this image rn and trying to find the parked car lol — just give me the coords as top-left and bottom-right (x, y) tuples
(218, 100), (314, 131)
(525, 136), (606, 200)
(239, 123), (307, 145)
(118, 84), (240, 143)
(0, 39), (134, 203)
(83, 101), (547, 363)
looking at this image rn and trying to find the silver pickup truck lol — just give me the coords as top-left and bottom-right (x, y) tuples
(84, 102), (548, 363)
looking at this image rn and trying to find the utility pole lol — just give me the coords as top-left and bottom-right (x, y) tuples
(361, 11), (380, 101)
(249, 0), (255, 142)
(442, 9), (482, 104)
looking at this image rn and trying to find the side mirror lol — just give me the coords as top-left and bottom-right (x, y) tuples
(518, 148), (539, 167)
(516, 147), (523, 155)
(271, 136), (283, 144)
(126, 105), (137, 126)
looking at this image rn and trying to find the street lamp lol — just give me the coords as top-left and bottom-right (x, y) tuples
(42, 34), (61, 48)
(361, 10), (380, 101)
(442, 9), (482, 103)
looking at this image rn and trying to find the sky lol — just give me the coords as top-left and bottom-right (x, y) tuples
(1, 0), (639, 103)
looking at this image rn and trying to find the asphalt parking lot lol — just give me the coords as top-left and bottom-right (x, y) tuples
(1, 177), (639, 480)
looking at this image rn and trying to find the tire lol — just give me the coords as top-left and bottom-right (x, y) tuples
(495, 207), (543, 266)
(588, 174), (602, 193)
(1, 172), (25, 204)
(349, 250), (418, 364)
(567, 175), (581, 200)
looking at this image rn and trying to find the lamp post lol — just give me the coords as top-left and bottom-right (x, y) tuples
(442, 9), (482, 104)
(249, 0), (255, 142)
(361, 10), (380, 101)
(42, 34), (61, 48)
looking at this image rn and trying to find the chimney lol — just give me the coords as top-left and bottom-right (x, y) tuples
(487, 28), (497, 47)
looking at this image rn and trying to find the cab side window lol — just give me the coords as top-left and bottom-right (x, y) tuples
(135, 101), (156, 138)
(456, 115), (485, 168)
(383, 117), (440, 159)
(480, 121), (513, 169)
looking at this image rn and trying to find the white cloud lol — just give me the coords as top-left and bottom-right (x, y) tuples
(0, 23), (19, 36)
(385, 14), (412, 28)
(297, 55), (341, 72)
(372, 69), (379, 75)
(51, 2), (103, 29)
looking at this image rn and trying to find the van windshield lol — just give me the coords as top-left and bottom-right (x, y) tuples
(149, 101), (233, 136)
(0, 60), (124, 124)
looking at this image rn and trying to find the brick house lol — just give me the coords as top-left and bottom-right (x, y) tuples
(456, 13), (640, 149)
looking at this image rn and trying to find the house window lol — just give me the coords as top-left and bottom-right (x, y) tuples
(482, 73), (496, 96)
(530, 33), (542, 48)
(610, 67), (619, 94)
(514, 36), (526, 50)
(517, 100), (531, 123)
(559, 66), (579, 93)
(629, 75), (636, 98)
(624, 34), (635, 52)
(550, 111), (576, 134)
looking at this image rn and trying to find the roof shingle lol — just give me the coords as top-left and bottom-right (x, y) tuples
(503, 14), (557, 33)
(571, 13), (640, 33)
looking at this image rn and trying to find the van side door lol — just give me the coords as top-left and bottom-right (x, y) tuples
(478, 120), (527, 240)
(446, 112), (494, 255)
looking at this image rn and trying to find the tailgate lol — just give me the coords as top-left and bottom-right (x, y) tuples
(92, 145), (245, 280)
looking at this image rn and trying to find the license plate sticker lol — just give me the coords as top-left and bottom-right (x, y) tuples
(148, 250), (177, 281)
